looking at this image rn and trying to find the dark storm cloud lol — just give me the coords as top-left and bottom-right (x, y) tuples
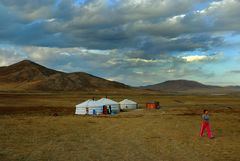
(0, 0), (238, 52)
(136, 34), (224, 56)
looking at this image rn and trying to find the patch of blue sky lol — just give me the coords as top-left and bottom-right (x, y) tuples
(54, 0), (62, 7)
(192, 0), (215, 11)
(73, 0), (88, 6)
(106, 0), (119, 6)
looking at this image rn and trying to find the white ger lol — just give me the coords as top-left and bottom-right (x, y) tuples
(119, 99), (138, 110)
(75, 99), (103, 115)
(96, 98), (120, 114)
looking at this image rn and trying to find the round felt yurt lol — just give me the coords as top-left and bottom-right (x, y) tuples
(97, 98), (120, 114)
(119, 99), (138, 110)
(75, 99), (103, 115)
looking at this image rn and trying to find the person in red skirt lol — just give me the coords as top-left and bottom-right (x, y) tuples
(200, 109), (214, 139)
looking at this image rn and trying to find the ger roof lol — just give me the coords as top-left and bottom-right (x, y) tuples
(119, 99), (137, 104)
(76, 99), (101, 108)
(97, 98), (119, 105)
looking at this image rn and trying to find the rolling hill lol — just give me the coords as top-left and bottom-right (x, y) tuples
(0, 60), (129, 91)
(139, 80), (240, 92)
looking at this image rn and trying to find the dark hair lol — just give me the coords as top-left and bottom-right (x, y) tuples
(203, 109), (207, 113)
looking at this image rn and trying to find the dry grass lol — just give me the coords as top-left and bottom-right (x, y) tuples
(0, 91), (240, 161)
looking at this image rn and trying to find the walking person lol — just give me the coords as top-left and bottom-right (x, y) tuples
(200, 109), (214, 139)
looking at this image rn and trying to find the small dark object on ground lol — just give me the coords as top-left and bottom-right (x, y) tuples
(174, 100), (183, 103)
(53, 113), (58, 116)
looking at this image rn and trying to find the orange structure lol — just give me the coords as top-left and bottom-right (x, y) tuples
(146, 101), (160, 109)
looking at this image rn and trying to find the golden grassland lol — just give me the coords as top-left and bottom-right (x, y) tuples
(0, 91), (240, 161)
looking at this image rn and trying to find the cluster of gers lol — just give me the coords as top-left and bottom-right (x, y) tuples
(75, 98), (138, 115)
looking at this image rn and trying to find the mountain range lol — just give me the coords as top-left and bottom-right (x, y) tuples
(0, 60), (129, 91)
(0, 60), (239, 92)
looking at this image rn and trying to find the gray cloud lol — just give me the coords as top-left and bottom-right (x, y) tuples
(229, 70), (240, 74)
(0, 0), (238, 52)
(0, 46), (27, 66)
(0, 45), (221, 85)
(0, 0), (239, 86)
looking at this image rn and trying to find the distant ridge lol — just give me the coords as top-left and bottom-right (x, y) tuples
(139, 80), (239, 92)
(0, 60), (129, 91)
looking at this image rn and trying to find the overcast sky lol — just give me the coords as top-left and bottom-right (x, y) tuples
(0, 0), (240, 86)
